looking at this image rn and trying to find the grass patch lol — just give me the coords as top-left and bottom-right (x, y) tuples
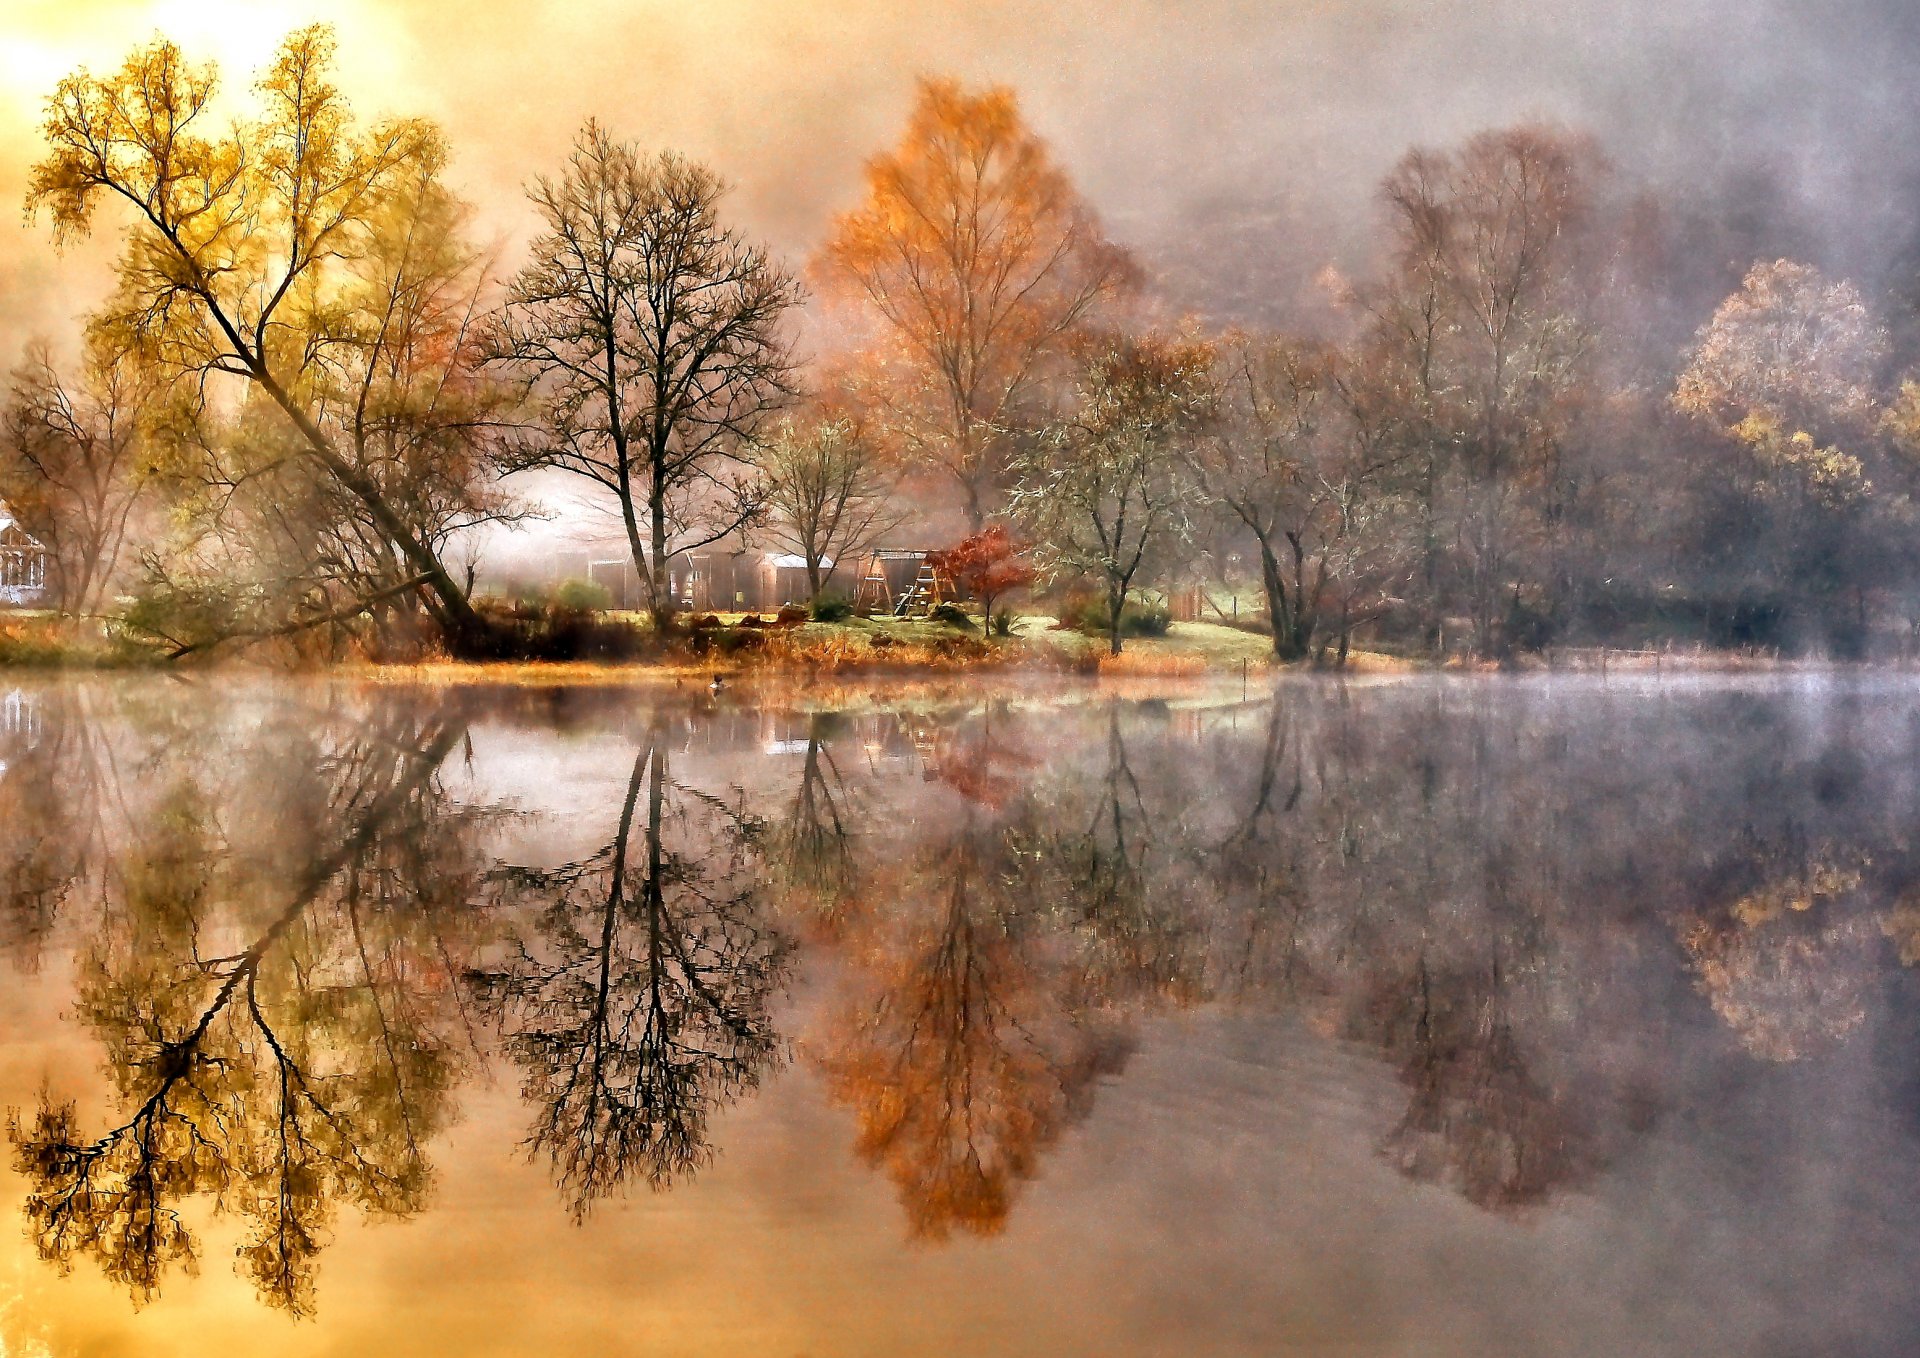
(0, 612), (163, 668)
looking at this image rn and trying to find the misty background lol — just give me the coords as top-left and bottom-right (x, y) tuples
(5, 0), (1920, 571)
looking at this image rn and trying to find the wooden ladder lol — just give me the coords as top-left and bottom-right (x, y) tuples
(894, 562), (940, 615)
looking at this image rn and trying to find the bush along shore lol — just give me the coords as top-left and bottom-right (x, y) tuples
(1, 598), (1381, 676)
(8, 596), (1830, 679)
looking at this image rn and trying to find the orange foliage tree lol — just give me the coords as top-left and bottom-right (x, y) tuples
(815, 78), (1136, 532)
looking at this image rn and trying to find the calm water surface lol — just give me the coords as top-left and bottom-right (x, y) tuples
(2, 674), (1918, 1357)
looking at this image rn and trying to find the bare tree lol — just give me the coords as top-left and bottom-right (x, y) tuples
(2, 331), (160, 615)
(493, 122), (800, 628)
(1194, 333), (1413, 661)
(1011, 333), (1214, 655)
(757, 411), (901, 598)
(1364, 126), (1604, 654)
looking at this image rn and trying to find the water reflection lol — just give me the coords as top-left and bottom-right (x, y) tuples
(8, 696), (486, 1314)
(472, 738), (789, 1217)
(2, 677), (1919, 1345)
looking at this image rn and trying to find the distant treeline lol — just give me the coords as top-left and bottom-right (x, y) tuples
(6, 25), (1920, 662)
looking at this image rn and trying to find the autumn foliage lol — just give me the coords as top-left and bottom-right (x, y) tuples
(815, 78), (1136, 530)
(928, 524), (1035, 627)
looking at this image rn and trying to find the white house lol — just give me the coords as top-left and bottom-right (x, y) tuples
(0, 510), (49, 607)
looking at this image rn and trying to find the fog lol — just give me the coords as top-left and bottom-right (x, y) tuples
(5, 0), (1919, 347)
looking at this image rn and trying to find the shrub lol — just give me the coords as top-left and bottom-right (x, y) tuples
(929, 601), (977, 630)
(686, 625), (767, 656)
(472, 597), (649, 660)
(810, 592), (855, 623)
(776, 603), (809, 626)
(990, 608), (1020, 637)
(1121, 600), (1172, 637)
(552, 577), (614, 612)
(1062, 595), (1170, 637)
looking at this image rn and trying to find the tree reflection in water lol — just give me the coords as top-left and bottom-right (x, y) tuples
(7, 698), (489, 1314)
(0, 687), (104, 968)
(471, 737), (788, 1218)
(813, 815), (1134, 1238)
(7, 680), (1920, 1320)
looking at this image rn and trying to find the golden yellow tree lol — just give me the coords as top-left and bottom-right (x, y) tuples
(816, 78), (1136, 531)
(26, 27), (501, 651)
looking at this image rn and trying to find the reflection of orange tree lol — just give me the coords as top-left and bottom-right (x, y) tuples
(813, 817), (1131, 1240)
(471, 742), (789, 1219)
(1680, 849), (1877, 1062)
(7, 708), (483, 1315)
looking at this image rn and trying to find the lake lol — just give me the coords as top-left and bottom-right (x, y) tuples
(1, 673), (1918, 1356)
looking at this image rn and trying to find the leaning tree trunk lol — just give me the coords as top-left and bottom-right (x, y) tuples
(619, 483), (653, 620)
(259, 372), (490, 656)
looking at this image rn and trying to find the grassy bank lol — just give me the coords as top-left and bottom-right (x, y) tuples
(0, 603), (1417, 677)
(0, 612), (163, 669)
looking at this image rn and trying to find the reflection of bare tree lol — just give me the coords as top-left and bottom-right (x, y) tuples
(472, 742), (788, 1219)
(765, 714), (860, 927)
(7, 706), (482, 1315)
(1067, 710), (1198, 1006)
(1190, 690), (1606, 1212)
(814, 818), (1131, 1240)
(0, 689), (104, 968)
(1364, 957), (1587, 1210)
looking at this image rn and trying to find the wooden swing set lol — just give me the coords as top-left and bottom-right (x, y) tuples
(852, 550), (955, 616)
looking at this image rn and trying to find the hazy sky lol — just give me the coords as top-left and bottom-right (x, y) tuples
(5, 0), (1920, 357)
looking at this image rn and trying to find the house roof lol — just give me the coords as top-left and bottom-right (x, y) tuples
(0, 510), (44, 548)
(765, 553), (831, 570)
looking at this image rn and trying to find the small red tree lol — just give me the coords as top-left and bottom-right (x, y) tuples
(929, 525), (1035, 632)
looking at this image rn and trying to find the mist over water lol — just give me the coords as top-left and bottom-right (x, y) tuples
(3, 674), (1919, 1354)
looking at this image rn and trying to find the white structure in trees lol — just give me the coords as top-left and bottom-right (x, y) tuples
(0, 510), (49, 606)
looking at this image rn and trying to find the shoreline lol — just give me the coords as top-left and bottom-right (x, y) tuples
(3, 608), (1904, 681)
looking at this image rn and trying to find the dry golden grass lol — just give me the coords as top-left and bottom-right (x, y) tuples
(1092, 649), (1210, 677)
(749, 625), (1096, 673)
(0, 612), (155, 668)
